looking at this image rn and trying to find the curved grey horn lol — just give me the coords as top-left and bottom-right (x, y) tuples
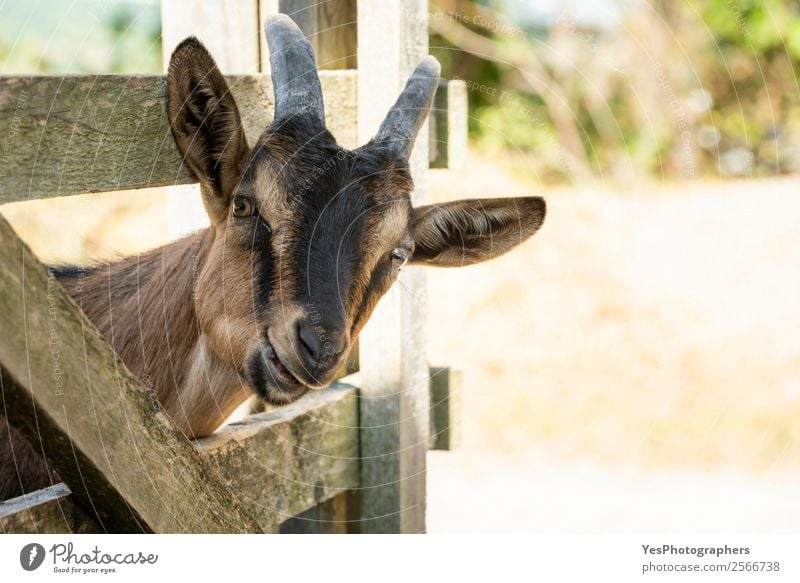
(373, 56), (441, 158)
(264, 14), (325, 125)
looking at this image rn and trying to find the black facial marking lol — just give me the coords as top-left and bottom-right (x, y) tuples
(238, 193), (275, 319)
(236, 114), (418, 400)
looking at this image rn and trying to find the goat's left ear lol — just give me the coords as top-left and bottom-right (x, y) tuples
(410, 196), (546, 267)
(166, 37), (249, 224)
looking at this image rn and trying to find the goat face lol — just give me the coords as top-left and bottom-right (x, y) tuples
(166, 15), (546, 406)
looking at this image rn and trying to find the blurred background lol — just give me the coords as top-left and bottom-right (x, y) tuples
(2, 0), (800, 532)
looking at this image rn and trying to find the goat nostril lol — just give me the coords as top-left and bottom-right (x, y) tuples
(297, 322), (320, 362)
(296, 320), (348, 368)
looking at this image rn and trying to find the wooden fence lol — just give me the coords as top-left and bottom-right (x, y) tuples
(0, 0), (466, 533)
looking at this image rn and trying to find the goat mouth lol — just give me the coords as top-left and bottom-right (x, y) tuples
(263, 342), (303, 388)
(265, 331), (330, 389)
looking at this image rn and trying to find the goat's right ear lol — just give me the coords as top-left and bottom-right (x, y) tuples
(410, 196), (546, 267)
(166, 37), (249, 224)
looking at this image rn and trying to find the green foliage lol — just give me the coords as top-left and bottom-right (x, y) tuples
(699, 0), (798, 55)
(0, 0), (162, 74)
(432, 0), (800, 184)
(473, 97), (550, 150)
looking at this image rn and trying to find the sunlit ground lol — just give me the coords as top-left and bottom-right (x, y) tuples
(3, 150), (799, 532)
(426, 155), (800, 532)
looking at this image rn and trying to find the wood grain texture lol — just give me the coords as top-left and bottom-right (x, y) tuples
(279, 490), (350, 533)
(0, 72), (356, 203)
(260, 1), (356, 72)
(0, 214), (261, 533)
(313, 0), (358, 70)
(195, 382), (359, 532)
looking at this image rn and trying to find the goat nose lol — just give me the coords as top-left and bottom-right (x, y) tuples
(296, 320), (348, 369)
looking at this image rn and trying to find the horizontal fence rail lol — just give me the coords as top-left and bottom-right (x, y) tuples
(0, 72), (467, 206)
(1, 383), (359, 534)
(0, 72), (357, 203)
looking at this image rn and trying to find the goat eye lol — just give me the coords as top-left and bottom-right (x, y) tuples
(390, 247), (411, 269)
(232, 196), (256, 218)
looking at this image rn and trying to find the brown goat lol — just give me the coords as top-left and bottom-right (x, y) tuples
(0, 15), (546, 500)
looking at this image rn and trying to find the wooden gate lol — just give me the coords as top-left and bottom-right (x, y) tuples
(0, 0), (466, 533)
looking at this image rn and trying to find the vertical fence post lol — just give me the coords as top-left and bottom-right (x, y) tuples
(356, 0), (431, 533)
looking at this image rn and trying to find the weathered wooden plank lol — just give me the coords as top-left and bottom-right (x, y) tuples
(261, 1), (356, 72)
(430, 80), (468, 169)
(316, 0), (357, 70)
(0, 483), (99, 534)
(0, 214), (260, 533)
(355, 0), (432, 534)
(279, 490), (350, 533)
(276, 0), (357, 70)
(0, 71), (357, 204)
(429, 366), (462, 451)
(195, 382), (359, 532)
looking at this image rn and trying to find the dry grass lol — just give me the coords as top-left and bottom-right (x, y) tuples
(429, 159), (800, 472)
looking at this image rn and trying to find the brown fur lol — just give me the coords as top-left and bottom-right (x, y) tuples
(56, 229), (253, 438)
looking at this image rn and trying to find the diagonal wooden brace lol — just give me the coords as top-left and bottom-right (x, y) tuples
(0, 214), (261, 533)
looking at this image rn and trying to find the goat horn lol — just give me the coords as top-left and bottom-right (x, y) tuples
(372, 56), (441, 159)
(264, 14), (325, 125)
